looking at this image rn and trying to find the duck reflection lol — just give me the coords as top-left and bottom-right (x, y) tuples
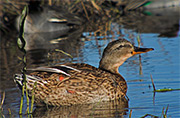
(33, 97), (128, 118)
(25, 27), (84, 67)
(15, 1), (82, 33)
(24, 27), (83, 51)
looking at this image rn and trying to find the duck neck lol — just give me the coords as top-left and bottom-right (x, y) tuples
(99, 59), (123, 75)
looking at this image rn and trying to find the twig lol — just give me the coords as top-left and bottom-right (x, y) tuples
(137, 34), (141, 47)
(140, 114), (158, 118)
(0, 92), (5, 108)
(81, 0), (90, 21)
(91, 0), (102, 12)
(150, 74), (156, 92)
(139, 55), (142, 75)
(161, 107), (165, 118)
(164, 105), (169, 118)
(55, 49), (73, 59)
(165, 104), (169, 115)
(8, 108), (11, 115)
(129, 109), (132, 118)
(0, 92), (5, 117)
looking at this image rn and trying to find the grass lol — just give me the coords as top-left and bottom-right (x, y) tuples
(151, 75), (180, 92)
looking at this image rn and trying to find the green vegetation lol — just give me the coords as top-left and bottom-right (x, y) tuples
(30, 82), (37, 113)
(17, 6), (28, 115)
(17, 6), (36, 115)
(151, 75), (180, 92)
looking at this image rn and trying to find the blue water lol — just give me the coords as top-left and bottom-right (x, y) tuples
(82, 25), (180, 117)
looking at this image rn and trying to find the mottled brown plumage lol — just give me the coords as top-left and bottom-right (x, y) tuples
(14, 38), (153, 106)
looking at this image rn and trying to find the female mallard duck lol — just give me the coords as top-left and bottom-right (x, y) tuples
(14, 38), (153, 106)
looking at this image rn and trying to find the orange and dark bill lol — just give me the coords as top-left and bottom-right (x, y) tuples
(132, 46), (154, 55)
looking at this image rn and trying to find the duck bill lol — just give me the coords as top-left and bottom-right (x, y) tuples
(132, 46), (154, 55)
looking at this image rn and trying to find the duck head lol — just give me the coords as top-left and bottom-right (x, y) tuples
(99, 38), (154, 74)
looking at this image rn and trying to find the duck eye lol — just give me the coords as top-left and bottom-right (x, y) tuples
(131, 51), (133, 54)
(116, 44), (132, 50)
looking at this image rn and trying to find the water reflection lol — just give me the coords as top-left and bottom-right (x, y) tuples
(33, 97), (128, 118)
(24, 27), (84, 67)
(118, 7), (179, 37)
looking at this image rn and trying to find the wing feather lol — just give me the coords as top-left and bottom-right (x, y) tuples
(29, 67), (71, 76)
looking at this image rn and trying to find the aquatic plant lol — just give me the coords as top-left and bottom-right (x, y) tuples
(17, 5), (28, 115)
(151, 75), (180, 92)
(17, 6), (36, 115)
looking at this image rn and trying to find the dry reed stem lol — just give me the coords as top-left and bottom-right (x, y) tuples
(129, 109), (132, 118)
(81, 0), (90, 21)
(150, 74), (156, 91)
(161, 107), (165, 118)
(0, 92), (5, 108)
(8, 108), (11, 115)
(91, 0), (102, 12)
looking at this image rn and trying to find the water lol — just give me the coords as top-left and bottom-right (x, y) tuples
(1, 8), (180, 118)
(81, 27), (180, 117)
